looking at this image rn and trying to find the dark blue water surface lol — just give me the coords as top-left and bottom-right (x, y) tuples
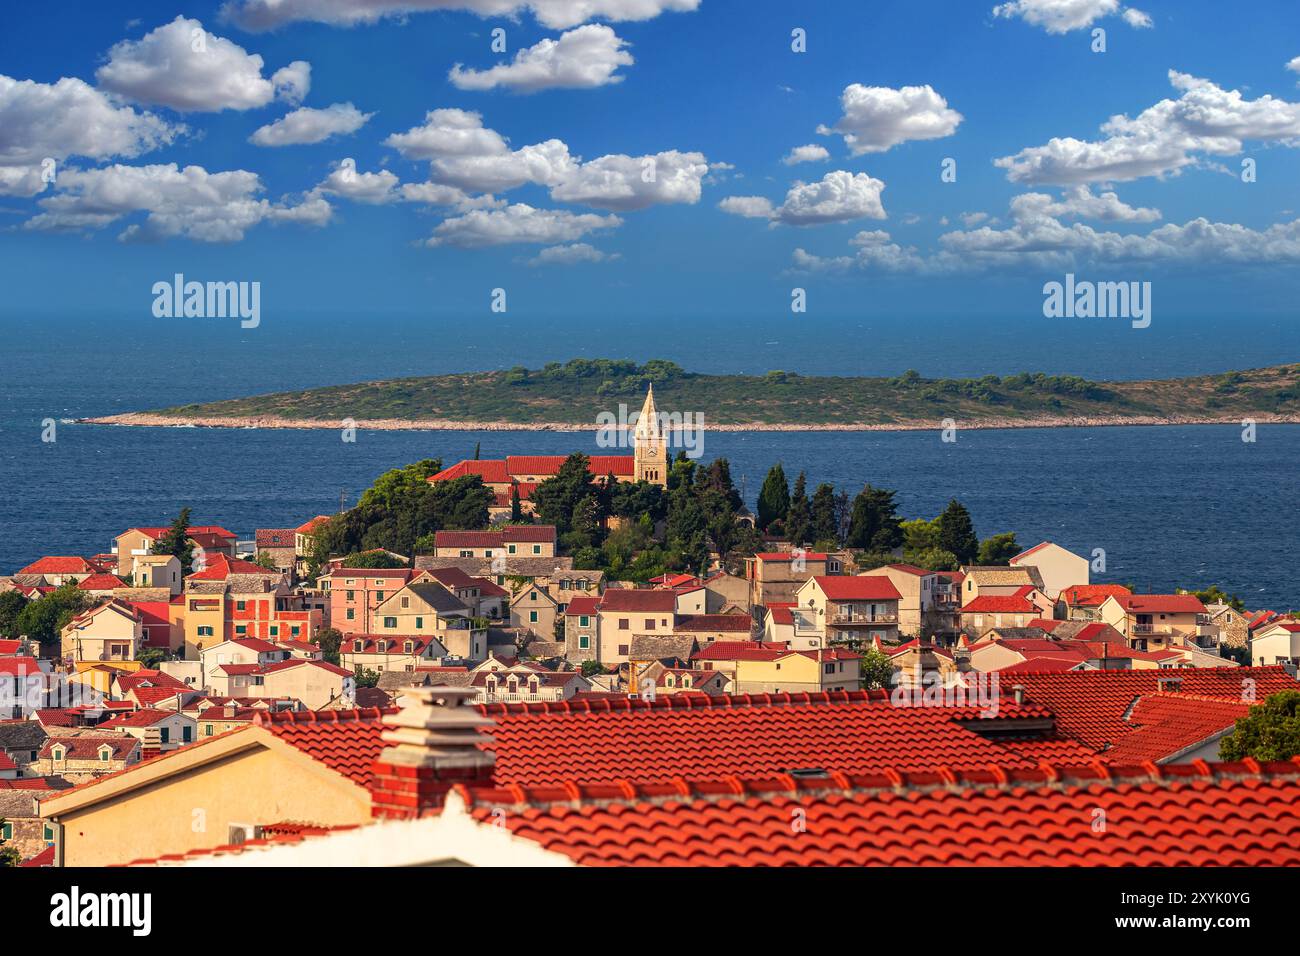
(0, 314), (1296, 608)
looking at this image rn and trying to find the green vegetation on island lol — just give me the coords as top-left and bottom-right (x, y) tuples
(124, 358), (1300, 428)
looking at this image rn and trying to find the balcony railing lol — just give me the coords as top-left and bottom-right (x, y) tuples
(831, 611), (898, 625)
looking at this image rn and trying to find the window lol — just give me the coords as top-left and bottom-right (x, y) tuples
(460, 550), (472, 558)
(384, 617), (398, 629)
(291, 626), (300, 636)
(508, 544), (517, 554)
(270, 625), (279, 636)
(99, 747), (111, 762)
(236, 600), (246, 611)
(346, 590), (355, 601)
(183, 725), (193, 743)
(404, 641), (415, 654)
(235, 625), (247, 635)
(205, 724), (214, 737)
(530, 591), (538, 600)
(618, 618), (629, 630)
(375, 592), (385, 602)
(618, 644), (629, 655)
(415, 617), (424, 629)
(579, 615), (590, 627)
(401, 596), (410, 608)
(160, 727), (170, 744)
(197, 626), (214, 637)
(529, 611), (538, 623)
(376, 640), (387, 652)
(353, 640), (363, 652)
(346, 608), (355, 621)
(1, 823), (11, 840)
(579, 634), (590, 649)
(532, 545), (541, 555)
(644, 618), (655, 630)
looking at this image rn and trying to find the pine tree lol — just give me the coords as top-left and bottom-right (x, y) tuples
(756, 463), (790, 531)
(152, 507), (195, 574)
(845, 485), (903, 552)
(785, 472), (811, 545)
(937, 499), (979, 564)
(809, 483), (838, 545)
(510, 484), (523, 522)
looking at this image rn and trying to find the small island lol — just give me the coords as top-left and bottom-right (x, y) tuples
(79, 358), (1300, 431)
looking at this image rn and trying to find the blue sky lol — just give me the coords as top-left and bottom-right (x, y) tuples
(1, 0), (1299, 329)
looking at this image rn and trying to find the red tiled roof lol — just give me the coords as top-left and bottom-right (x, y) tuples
(478, 691), (1053, 788)
(255, 529), (296, 548)
(0, 657), (46, 677)
(1257, 619), (1300, 633)
(692, 641), (789, 661)
(564, 596), (601, 617)
(295, 516), (331, 535)
(1117, 594), (1208, 614)
(961, 592), (1038, 614)
(130, 525), (235, 540)
(814, 576), (902, 602)
(261, 658), (352, 678)
(1009, 667), (1298, 752)
(0, 640), (22, 655)
(597, 589), (677, 613)
(460, 761), (1300, 866)
(21, 845), (56, 867)
(99, 708), (182, 729)
(39, 735), (139, 760)
(17, 556), (94, 575)
(503, 525), (557, 543)
(434, 530), (506, 549)
(77, 573), (127, 590)
(1060, 584), (1132, 607)
(1100, 693), (1250, 764)
(255, 708), (395, 787)
(428, 460), (513, 484)
(189, 554), (280, 581)
(767, 606), (794, 626)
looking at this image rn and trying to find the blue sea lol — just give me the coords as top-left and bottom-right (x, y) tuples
(1, 313), (1297, 608)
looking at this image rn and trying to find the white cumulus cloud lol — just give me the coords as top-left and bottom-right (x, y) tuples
(782, 144), (830, 165)
(528, 242), (620, 265)
(449, 25), (633, 92)
(224, 0), (700, 32)
(426, 202), (621, 247)
(817, 83), (963, 155)
(995, 70), (1300, 184)
(720, 170), (887, 226)
(250, 103), (372, 146)
(991, 1), (1150, 34)
(272, 61), (312, 104)
(24, 163), (331, 241)
(96, 16), (297, 113)
(0, 74), (180, 196)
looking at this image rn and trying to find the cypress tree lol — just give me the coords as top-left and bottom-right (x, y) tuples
(756, 463), (790, 531)
(937, 499), (980, 564)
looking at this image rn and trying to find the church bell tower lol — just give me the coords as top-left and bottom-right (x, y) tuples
(633, 383), (667, 486)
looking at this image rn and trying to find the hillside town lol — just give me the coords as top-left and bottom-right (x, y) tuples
(2, 387), (1299, 868)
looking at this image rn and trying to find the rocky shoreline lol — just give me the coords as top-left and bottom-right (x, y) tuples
(75, 411), (1300, 433)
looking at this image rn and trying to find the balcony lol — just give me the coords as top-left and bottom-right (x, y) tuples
(831, 611), (898, 626)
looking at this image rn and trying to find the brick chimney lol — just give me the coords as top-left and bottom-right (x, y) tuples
(369, 686), (496, 820)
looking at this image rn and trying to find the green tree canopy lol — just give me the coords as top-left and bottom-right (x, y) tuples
(15, 583), (89, 650)
(756, 463), (790, 531)
(0, 591), (29, 638)
(809, 483), (838, 546)
(1220, 691), (1300, 761)
(846, 485), (903, 553)
(937, 499), (979, 564)
(785, 472), (811, 545)
(151, 506), (195, 573)
(977, 532), (1019, 566)
(859, 647), (895, 690)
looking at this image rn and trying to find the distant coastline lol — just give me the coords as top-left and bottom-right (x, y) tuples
(75, 358), (1300, 432)
(75, 411), (1300, 432)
